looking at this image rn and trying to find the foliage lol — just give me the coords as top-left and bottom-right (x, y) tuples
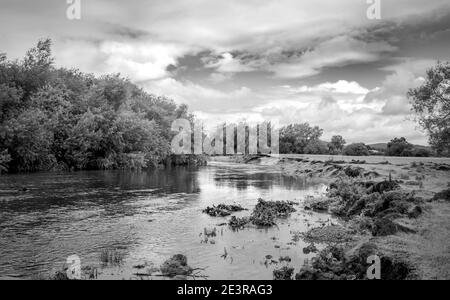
(279, 123), (324, 154)
(329, 135), (346, 154)
(304, 140), (329, 154)
(343, 143), (370, 156)
(408, 61), (450, 156)
(0, 39), (190, 173)
(0, 149), (11, 173)
(386, 137), (414, 156)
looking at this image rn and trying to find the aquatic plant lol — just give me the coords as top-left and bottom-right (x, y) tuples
(251, 199), (296, 227)
(273, 266), (294, 280)
(202, 204), (246, 217)
(99, 249), (124, 266)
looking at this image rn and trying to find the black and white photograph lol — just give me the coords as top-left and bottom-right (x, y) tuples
(0, 0), (449, 284)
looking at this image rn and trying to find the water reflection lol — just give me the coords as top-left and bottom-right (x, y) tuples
(0, 162), (328, 279)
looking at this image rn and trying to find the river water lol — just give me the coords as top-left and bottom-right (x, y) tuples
(0, 161), (331, 280)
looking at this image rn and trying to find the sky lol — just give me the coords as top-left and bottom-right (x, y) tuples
(1, 0), (450, 145)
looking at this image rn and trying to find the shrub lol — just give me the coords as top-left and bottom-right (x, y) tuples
(343, 143), (370, 156)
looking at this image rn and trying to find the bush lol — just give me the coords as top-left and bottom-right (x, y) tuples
(386, 137), (414, 156)
(343, 143), (370, 156)
(412, 148), (431, 157)
(304, 141), (329, 154)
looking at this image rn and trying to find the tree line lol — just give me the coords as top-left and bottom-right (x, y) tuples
(278, 61), (450, 158)
(278, 124), (435, 157)
(0, 39), (192, 173)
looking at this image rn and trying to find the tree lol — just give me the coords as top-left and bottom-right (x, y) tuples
(304, 140), (329, 154)
(3, 107), (55, 172)
(386, 137), (414, 156)
(408, 61), (450, 155)
(279, 123), (323, 154)
(0, 39), (196, 173)
(329, 135), (346, 154)
(343, 143), (370, 156)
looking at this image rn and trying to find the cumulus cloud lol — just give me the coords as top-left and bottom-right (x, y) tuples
(295, 80), (371, 95)
(99, 41), (194, 81)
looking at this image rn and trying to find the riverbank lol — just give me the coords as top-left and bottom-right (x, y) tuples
(210, 155), (450, 280)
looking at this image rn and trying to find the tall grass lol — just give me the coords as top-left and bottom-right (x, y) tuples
(99, 249), (124, 266)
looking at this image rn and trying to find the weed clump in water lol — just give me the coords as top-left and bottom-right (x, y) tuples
(226, 198), (296, 229)
(273, 266), (294, 280)
(302, 244), (318, 254)
(202, 204), (246, 217)
(251, 198), (296, 227)
(160, 254), (193, 278)
(228, 216), (251, 230)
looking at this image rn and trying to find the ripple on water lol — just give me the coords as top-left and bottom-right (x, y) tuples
(0, 166), (330, 279)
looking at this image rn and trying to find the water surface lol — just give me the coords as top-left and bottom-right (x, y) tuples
(0, 161), (330, 280)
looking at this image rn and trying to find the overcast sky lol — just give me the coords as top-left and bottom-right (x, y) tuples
(1, 0), (450, 144)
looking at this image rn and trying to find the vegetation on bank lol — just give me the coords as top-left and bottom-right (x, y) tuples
(278, 124), (435, 157)
(0, 39), (197, 173)
(278, 61), (450, 157)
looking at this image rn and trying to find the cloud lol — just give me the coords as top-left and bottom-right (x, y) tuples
(1, 0), (447, 146)
(204, 52), (256, 73)
(204, 52), (258, 82)
(295, 80), (371, 95)
(143, 77), (428, 144)
(55, 39), (197, 82)
(143, 78), (254, 112)
(364, 58), (435, 115)
(267, 36), (397, 79)
(99, 41), (193, 81)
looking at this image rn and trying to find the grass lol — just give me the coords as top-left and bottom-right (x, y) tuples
(100, 249), (124, 266)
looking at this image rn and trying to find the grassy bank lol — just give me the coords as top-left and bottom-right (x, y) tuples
(218, 154), (450, 280)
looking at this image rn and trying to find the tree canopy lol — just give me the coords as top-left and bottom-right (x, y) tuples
(408, 61), (450, 155)
(343, 143), (370, 156)
(0, 39), (191, 173)
(279, 123), (324, 154)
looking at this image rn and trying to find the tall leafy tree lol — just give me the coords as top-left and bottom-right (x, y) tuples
(279, 123), (323, 154)
(408, 61), (450, 155)
(329, 135), (346, 154)
(386, 137), (414, 157)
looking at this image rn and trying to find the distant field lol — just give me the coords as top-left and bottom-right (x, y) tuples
(276, 154), (450, 165)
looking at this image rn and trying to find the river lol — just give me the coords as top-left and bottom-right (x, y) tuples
(0, 161), (331, 280)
